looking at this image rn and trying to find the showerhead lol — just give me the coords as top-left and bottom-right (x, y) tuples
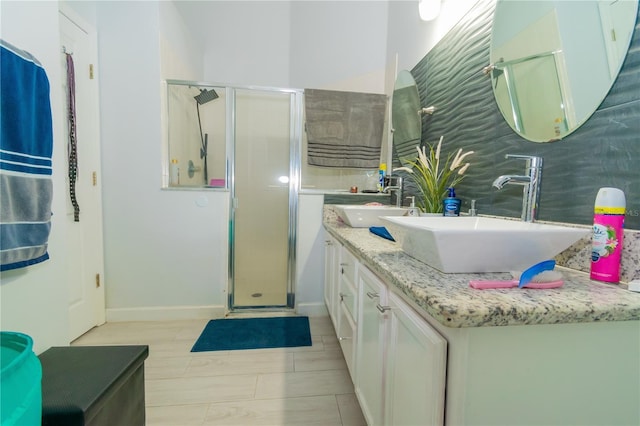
(194, 88), (219, 105)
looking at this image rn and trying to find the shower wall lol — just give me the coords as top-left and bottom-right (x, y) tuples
(166, 83), (226, 187)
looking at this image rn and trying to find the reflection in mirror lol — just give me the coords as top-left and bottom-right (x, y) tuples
(392, 70), (422, 167)
(490, 0), (638, 142)
(166, 80), (227, 188)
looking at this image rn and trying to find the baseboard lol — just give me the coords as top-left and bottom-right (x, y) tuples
(295, 302), (328, 317)
(106, 303), (326, 322)
(106, 305), (226, 322)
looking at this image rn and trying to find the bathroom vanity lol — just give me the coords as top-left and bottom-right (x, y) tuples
(323, 206), (640, 426)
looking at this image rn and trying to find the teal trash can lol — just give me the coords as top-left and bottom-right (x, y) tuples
(1, 332), (42, 426)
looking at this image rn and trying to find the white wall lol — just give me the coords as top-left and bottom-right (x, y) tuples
(0, 1), (70, 353)
(94, 1), (229, 321)
(174, 1), (292, 88)
(386, 0), (480, 72)
(173, 1), (390, 91)
(159, 1), (204, 82)
(296, 194), (327, 316)
(97, 0), (400, 321)
(289, 1), (389, 92)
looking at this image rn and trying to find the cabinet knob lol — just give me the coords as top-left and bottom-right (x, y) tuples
(339, 292), (346, 302)
(366, 291), (379, 299)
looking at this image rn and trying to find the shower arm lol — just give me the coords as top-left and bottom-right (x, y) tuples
(195, 102), (209, 185)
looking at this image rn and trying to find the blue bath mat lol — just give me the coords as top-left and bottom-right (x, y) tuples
(191, 316), (312, 352)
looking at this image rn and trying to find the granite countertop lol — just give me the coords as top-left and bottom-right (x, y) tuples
(323, 206), (640, 328)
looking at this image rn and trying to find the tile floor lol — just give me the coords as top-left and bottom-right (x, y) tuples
(72, 315), (366, 426)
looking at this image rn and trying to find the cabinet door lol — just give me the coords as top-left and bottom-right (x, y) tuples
(338, 247), (358, 321)
(355, 266), (388, 426)
(337, 256), (358, 382)
(385, 291), (447, 426)
(337, 301), (357, 382)
(323, 234), (337, 325)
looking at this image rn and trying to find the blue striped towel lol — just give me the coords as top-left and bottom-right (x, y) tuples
(0, 39), (53, 271)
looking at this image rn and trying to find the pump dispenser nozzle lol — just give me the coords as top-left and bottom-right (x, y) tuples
(406, 196), (420, 216)
(469, 199), (477, 216)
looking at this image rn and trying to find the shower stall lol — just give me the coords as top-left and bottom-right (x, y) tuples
(165, 81), (304, 311)
(232, 88), (303, 309)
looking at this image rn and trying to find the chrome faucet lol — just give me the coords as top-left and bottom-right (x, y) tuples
(492, 154), (543, 222)
(383, 176), (403, 207)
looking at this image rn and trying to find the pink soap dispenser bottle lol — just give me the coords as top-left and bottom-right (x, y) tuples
(590, 187), (625, 283)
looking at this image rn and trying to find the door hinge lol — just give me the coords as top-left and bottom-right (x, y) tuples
(95, 273), (100, 288)
(92, 171), (97, 186)
(89, 64), (94, 79)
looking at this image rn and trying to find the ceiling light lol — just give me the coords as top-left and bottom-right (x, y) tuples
(419, 0), (442, 21)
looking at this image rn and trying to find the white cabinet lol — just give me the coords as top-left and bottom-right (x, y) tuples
(325, 235), (447, 426)
(385, 291), (447, 426)
(324, 236), (358, 382)
(437, 320), (640, 426)
(325, 227), (640, 426)
(356, 264), (446, 426)
(337, 247), (358, 381)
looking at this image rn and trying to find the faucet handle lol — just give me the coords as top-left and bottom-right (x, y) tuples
(386, 175), (403, 186)
(505, 154), (543, 168)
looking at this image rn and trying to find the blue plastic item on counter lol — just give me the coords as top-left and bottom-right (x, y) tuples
(369, 226), (395, 241)
(518, 259), (556, 288)
(1, 332), (42, 426)
(443, 187), (461, 216)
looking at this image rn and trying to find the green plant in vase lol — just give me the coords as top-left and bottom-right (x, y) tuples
(395, 136), (474, 214)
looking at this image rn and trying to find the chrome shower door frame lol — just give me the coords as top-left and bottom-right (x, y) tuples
(227, 85), (303, 312)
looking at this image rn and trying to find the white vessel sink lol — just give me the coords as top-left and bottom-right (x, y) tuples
(379, 216), (589, 273)
(335, 205), (407, 228)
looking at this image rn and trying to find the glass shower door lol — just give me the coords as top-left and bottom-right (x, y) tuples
(231, 88), (301, 309)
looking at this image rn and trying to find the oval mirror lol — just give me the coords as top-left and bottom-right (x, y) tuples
(490, 0), (638, 142)
(392, 70), (422, 167)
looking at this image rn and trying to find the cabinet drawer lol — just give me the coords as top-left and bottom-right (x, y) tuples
(339, 247), (357, 286)
(338, 302), (356, 382)
(339, 278), (357, 319)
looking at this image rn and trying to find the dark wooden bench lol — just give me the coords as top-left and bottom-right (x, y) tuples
(39, 345), (148, 426)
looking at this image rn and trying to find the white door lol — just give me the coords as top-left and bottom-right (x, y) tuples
(323, 233), (337, 324)
(59, 7), (105, 341)
(599, 0), (638, 78)
(356, 266), (388, 425)
(385, 291), (447, 426)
